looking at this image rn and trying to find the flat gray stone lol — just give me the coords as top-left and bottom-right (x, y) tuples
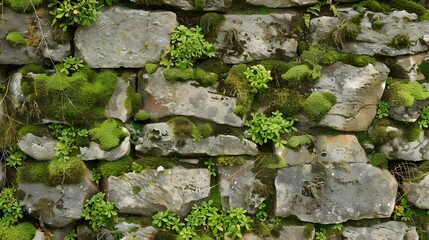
(107, 167), (210, 217)
(79, 134), (131, 161)
(385, 53), (427, 81)
(105, 77), (132, 123)
(342, 221), (418, 240)
(275, 163), (397, 224)
(403, 174), (429, 209)
(18, 133), (57, 161)
(120, 226), (157, 240)
(275, 146), (316, 166)
(268, 225), (314, 240)
(246, 0), (317, 7)
(75, 6), (177, 68)
(315, 62), (389, 131)
(314, 135), (369, 163)
(141, 69), (243, 126)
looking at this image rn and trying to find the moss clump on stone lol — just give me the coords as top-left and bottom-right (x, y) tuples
(403, 122), (421, 142)
(97, 157), (133, 177)
(0, 222), (36, 240)
(17, 161), (50, 185)
(196, 58), (231, 77)
(391, 0), (429, 20)
(223, 64), (253, 117)
(257, 88), (305, 116)
(48, 157), (86, 186)
(329, 21), (361, 49)
(144, 63), (158, 74)
(385, 81), (429, 107)
(134, 156), (176, 170)
(287, 135), (312, 148)
(388, 34), (412, 50)
(341, 53), (376, 67)
(259, 59), (298, 81)
(281, 64), (322, 87)
(6, 32), (27, 47)
(302, 92), (336, 121)
(371, 17), (384, 30)
(194, 0), (206, 10)
(18, 124), (50, 138)
(196, 123), (213, 138)
(134, 110), (151, 121)
(303, 223), (315, 238)
(167, 116), (195, 137)
(255, 153), (286, 169)
(17, 64), (44, 75)
(200, 12), (225, 42)
(162, 67), (218, 87)
(301, 46), (376, 67)
(89, 119), (128, 151)
(418, 60), (429, 79)
(353, 0), (390, 12)
(370, 152), (388, 169)
(216, 156), (245, 166)
(252, 223), (271, 237)
(5, 0), (42, 12)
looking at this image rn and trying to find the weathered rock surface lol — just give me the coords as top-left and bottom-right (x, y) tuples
(18, 133), (57, 160)
(9, 73), (26, 108)
(310, 9), (429, 56)
(246, 0), (317, 7)
(215, 13), (298, 63)
(107, 167), (210, 217)
(275, 146), (316, 166)
(403, 174), (429, 209)
(135, 123), (258, 156)
(141, 69), (243, 126)
(120, 226), (157, 240)
(275, 163), (397, 223)
(0, 7), (71, 64)
(130, 0), (232, 11)
(379, 126), (429, 161)
(18, 171), (98, 228)
(267, 225), (315, 240)
(106, 77), (133, 123)
(75, 6), (177, 68)
(314, 62), (389, 131)
(385, 53), (427, 81)
(314, 135), (369, 163)
(389, 96), (429, 123)
(79, 128), (131, 161)
(342, 221), (419, 240)
(218, 161), (267, 213)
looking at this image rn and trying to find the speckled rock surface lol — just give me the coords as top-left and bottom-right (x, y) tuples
(314, 135), (369, 163)
(18, 133), (57, 161)
(342, 221), (419, 240)
(403, 174), (429, 209)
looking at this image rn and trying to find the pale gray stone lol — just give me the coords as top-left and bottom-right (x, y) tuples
(75, 6), (177, 68)
(105, 78), (132, 123)
(18, 133), (57, 161)
(215, 13), (298, 64)
(32, 230), (45, 240)
(9, 73), (26, 108)
(18, 171), (98, 228)
(268, 225), (314, 240)
(403, 174), (429, 209)
(275, 163), (397, 224)
(342, 221), (419, 240)
(314, 62), (389, 131)
(385, 52), (427, 81)
(120, 226), (157, 240)
(246, 0), (317, 7)
(141, 69), (243, 126)
(135, 123), (258, 156)
(314, 135), (369, 163)
(107, 167), (210, 217)
(275, 146), (316, 166)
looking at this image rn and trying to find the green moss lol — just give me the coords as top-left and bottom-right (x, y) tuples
(196, 59), (230, 77)
(163, 67), (218, 87)
(259, 59), (298, 80)
(418, 60), (429, 79)
(370, 152), (388, 169)
(196, 123), (213, 138)
(17, 161), (50, 185)
(391, 0), (429, 20)
(287, 135), (312, 148)
(48, 157), (86, 186)
(386, 81), (429, 107)
(302, 92), (336, 121)
(257, 89), (305, 116)
(255, 153), (286, 169)
(199, 13), (224, 42)
(144, 63), (158, 74)
(17, 64), (45, 75)
(371, 17), (384, 30)
(216, 156), (245, 166)
(5, 0), (42, 12)
(329, 20), (361, 49)
(303, 223), (315, 238)
(0, 222), (36, 240)
(209, 183), (221, 209)
(281, 64), (322, 87)
(252, 223), (271, 237)
(132, 186), (141, 194)
(97, 157), (133, 177)
(404, 122), (422, 142)
(223, 64), (253, 116)
(134, 156), (175, 170)
(6, 32), (27, 47)
(340, 53), (376, 67)
(388, 34), (412, 50)
(167, 116), (195, 137)
(353, 0), (390, 12)
(134, 110), (151, 121)
(18, 124), (50, 138)
(89, 119), (128, 151)
(194, 0), (205, 10)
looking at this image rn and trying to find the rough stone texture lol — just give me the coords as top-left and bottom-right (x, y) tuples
(314, 62), (389, 131)
(18, 133), (57, 161)
(385, 53), (427, 81)
(9, 73), (26, 108)
(275, 163), (397, 224)
(403, 175), (429, 209)
(342, 221), (419, 240)
(33, 230), (45, 240)
(75, 6), (177, 68)
(267, 225), (315, 240)
(389, 96), (429, 123)
(141, 69), (243, 126)
(135, 123), (258, 156)
(0, 7), (70, 64)
(18, 171), (98, 228)
(106, 77), (133, 123)
(218, 161), (267, 214)
(130, 0), (232, 11)
(310, 9), (429, 56)
(215, 13), (298, 64)
(314, 135), (369, 163)
(107, 167), (210, 217)
(120, 226), (157, 240)
(246, 0), (317, 7)
(275, 146), (316, 166)
(378, 126), (429, 161)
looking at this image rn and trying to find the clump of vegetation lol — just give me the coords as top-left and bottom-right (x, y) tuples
(82, 192), (117, 229)
(223, 64), (253, 117)
(390, 0), (429, 21)
(418, 107), (429, 129)
(48, 157), (87, 185)
(160, 25), (215, 69)
(244, 65), (272, 93)
(167, 116), (196, 137)
(281, 64), (322, 87)
(5, 0), (42, 12)
(89, 119), (129, 151)
(49, 124), (89, 163)
(418, 60), (429, 79)
(6, 32), (27, 47)
(385, 81), (429, 107)
(286, 135), (312, 148)
(302, 92), (336, 121)
(257, 89), (305, 116)
(134, 110), (151, 121)
(6, 144), (26, 168)
(370, 152), (388, 169)
(163, 68), (218, 87)
(246, 110), (298, 147)
(330, 21), (361, 49)
(0, 222), (36, 240)
(144, 63), (158, 74)
(216, 156), (245, 166)
(60, 56), (84, 75)
(388, 34), (412, 50)
(97, 157), (133, 177)
(376, 100), (390, 119)
(393, 198), (413, 222)
(0, 187), (25, 226)
(353, 0), (390, 12)
(48, 0), (101, 31)
(300, 45), (376, 67)
(371, 16), (384, 30)
(18, 124), (50, 138)
(192, 123), (213, 141)
(17, 161), (50, 185)
(259, 59), (297, 81)
(199, 12), (225, 42)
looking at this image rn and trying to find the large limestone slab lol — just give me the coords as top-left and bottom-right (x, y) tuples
(141, 69), (243, 126)
(107, 167), (210, 217)
(0, 7), (70, 64)
(75, 6), (177, 68)
(18, 171), (98, 228)
(135, 123), (258, 156)
(246, 0), (317, 7)
(342, 221), (418, 240)
(314, 62), (389, 131)
(18, 133), (57, 161)
(275, 163), (397, 224)
(215, 13), (298, 64)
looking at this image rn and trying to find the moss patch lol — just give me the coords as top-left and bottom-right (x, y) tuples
(353, 0), (390, 12)
(6, 32), (27, 47)
(200, 13), (224, 42)
(418, 60), (429, 79)
(287, 135), (312, 148)
(48, 157), (86, 186)
(134, 156), (176, 170)
(89, 119), (128, 151)
(302, 92), (336, 121)
(134, 110), (151, 121)
(223, 64), (253, 117)
(144, 63), (158, 74)
(386, 80), (429, 107)
(97, 157), (133, 177)
(167, 116), (195, 137)
(257, 88), (305, 116)
(17, 161), (50, 185)
(18, 124), (50, 138)
(388, 34), (412, 50)
(370, 152), (388, 169)
(281, 64), (322, 87)
(5, 0), (42, 12)
(391, 0), (429, 20)
(162, 67), (218, 87)
(0, 222), (36, 240)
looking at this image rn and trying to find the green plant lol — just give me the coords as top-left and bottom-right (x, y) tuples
(388, 34), (412, 50)
(353, 0), (390, 12)
(91, 168), (102, 185)
(192, 131), (203, 142)
(393, 198), (412, 222)
(418, 107), (429, 129)
(89, 120), (128, 151)
(131, 162), (143, 173)
(315, 227), (327, 240)
(160, 25), (215, 69)
(152, 209), (184, 233)
(60, 56), (84, 75)
(245, 110), (298, 147)
(48, 0), (101, 31)
(244, 65), (272, 93)
(303, 0), (339, 28)
(332, 223), (343, 231)
(418, 60), (429, 79)
(5, 32), (27, 47)
(281, 64), (322, 87)
(205, 159), (217, 177)
(64, 229), (78, 240)
(6, 144), (26, 168)
(371, 16), (384, 30)
(0, 187), (25, 226)
(0, 222), (36, 240)
(255, 202), (267, 222)
(386, 81), (429, 107)
(376, 100), (390, 119)
(82, 192), (117, 229)
(49, 124), (88, 163)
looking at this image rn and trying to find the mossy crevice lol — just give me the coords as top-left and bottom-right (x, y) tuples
(162, 67), (219, 87)
(385, 80), (429, 107)
(89, 119), (129, 151)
